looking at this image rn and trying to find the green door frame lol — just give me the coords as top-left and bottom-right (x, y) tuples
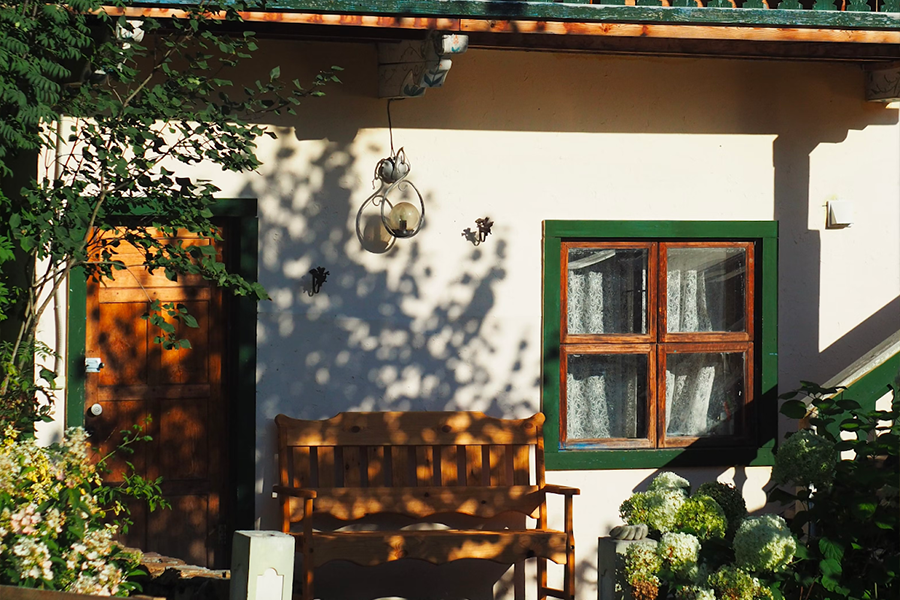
(65, 198), (259, 531)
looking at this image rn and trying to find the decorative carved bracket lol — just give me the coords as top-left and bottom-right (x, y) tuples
(866, 62), (900, 103)
(377, 33), (469, 99)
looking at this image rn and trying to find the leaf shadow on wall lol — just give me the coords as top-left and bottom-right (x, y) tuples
(239, 132), (562, 600)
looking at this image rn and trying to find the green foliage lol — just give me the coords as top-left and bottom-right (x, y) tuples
(695, 482), (747, 540)
(0, 341), (54, 433)
(0, 423), (167, 594)
(0, 0), (340, 429)
(674, 495), (727, 542)
(770, 382), (899, 600)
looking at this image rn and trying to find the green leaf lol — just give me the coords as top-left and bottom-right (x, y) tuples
(182, 313), (199, 328)
(780, 399), (809, 419)
(839, 419), (861, 431)
(819, 538), (844, 561)
(836, 399), (862, 411)
(269, 66), (280, 81)
(819, 557), (842, 591)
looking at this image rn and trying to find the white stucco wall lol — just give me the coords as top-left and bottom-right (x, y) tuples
(70, 40), (898, 598)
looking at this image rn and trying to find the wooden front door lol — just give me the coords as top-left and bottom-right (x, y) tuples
(84, 228), (229, 568)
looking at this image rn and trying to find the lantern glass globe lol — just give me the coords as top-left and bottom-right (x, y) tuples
(385, 202), (421, 237)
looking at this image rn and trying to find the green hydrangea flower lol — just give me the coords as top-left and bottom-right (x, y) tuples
(648, 472), (692, 495)
(675, 495), (727, 541)
(733, 514), (797, 573)
(695, 482), (747, 538)
(658, 532), (701, 581)
(620, 489), (686, 534)
(772, 430), (837, 489)
(707, 566), (773, 600)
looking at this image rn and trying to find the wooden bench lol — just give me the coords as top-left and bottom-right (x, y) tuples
(273, 411), (579, 600)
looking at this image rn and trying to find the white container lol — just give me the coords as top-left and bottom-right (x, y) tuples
(230, 530), (295, 600)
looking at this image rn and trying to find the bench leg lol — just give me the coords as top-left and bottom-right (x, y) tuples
(537, 557), (547, 600)
(301, 557), (313, 600)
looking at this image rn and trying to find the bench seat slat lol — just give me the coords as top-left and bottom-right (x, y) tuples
(301, 529), (569, 567)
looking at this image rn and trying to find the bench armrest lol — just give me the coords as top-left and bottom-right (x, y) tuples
(543, 484), (581, 496)
(273, 485), (317, 499)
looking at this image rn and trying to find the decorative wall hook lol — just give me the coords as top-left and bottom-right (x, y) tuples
(309, 266), (329, 295)
(462, 217), (494, 246)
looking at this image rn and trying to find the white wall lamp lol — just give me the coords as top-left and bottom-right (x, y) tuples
(826, 199), (854, 229)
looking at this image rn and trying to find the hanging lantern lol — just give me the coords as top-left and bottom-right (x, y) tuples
(371, 148), (425, 239)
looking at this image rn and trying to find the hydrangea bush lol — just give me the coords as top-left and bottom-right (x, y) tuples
(619, 472), (795, 600)
(770, 382), (898, 600)
(0, 425), (164, 595)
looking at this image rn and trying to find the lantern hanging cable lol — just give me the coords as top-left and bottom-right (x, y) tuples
(387, 98), (401, 156)
(365, 98), (424, 239)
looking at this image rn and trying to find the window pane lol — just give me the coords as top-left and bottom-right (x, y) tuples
(666, 247), (746, 333)
(665, 352), (744, 437)
(567, 247), (648, 335)
(566, 353), (648, 441)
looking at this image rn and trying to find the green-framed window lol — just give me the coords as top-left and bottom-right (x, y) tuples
(542, 221), (778, 470)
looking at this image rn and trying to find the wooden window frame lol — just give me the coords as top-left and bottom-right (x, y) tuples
(561, 241), (657, 345)
(657, 342), (754, 449)
(659, 241), (755, 344)
(560, 343), (656, 450)
(542, 221), (778, 471)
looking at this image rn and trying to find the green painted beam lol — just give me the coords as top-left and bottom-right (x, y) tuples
(129, 0), (900, 29)
(843, 350), (900, 411)
(545, 445), (776, 470)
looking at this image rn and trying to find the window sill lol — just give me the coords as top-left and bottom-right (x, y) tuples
(544, 444), (775, 470)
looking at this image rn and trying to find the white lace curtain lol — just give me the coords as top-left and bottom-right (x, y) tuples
(567, 354), (643, 440)
(566, 249), (646, 439)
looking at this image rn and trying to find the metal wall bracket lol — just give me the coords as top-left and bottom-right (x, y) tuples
(377, 33), (468, 99)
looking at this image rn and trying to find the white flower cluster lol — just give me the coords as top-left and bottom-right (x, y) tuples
(649, 472), (691, 495)
(11, 536), (53, 581)
(772, 430), (837, 490)
(734, 514), (797, 573)
(621, 486), (686, 534)
(624, 539), (662, 588)
(0, 426), (139, 595)
(659, 532), (701, 580)
(675, 585), (717, 600)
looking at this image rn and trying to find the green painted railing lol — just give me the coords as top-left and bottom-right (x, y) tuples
(828, 331), (900, 411)
(129, 0), (900, 28)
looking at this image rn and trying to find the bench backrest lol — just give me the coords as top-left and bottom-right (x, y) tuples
(276, 412), (546, 521)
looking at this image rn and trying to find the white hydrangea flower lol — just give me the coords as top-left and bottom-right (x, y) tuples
(734, 514), (797, 573)
(621, 488), (686, 533)
(649, 472), (691, 496)
(658, 532), (701, 579)
(676, 585), (717, 600)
